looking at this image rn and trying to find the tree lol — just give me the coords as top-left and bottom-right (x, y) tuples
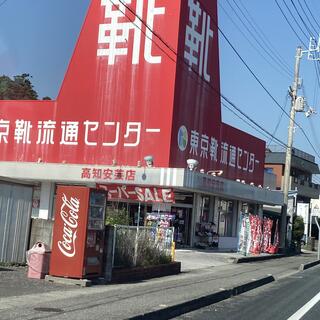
(0, 73), (38, 100)
(292, 216), (304, 243)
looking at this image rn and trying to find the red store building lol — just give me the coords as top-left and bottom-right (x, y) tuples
(0, 0), (282, 263)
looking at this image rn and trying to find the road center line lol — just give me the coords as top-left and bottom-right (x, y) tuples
(287, 290), (320, 320)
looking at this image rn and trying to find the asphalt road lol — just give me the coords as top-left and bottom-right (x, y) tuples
(175, 265), (320, 320)
(0, 253), (318, 319)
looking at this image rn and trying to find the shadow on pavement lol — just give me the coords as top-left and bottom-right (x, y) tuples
(0, 267), (14, 272)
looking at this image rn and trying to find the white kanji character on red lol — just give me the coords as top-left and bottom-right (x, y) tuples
(60, 121), (79, 145)
(210, 137), (218, 162)
(237, 147), (243, 169)
(103, 122), (120, 146)
(36, 120), (56, 145)
(220, 142), (228, 165)
(124, 122), (141, 147)
(200, 134), (209, 159)
(242, 150), (249, 172)
(229, 145), (236, 168)
(248, 153), (256, 173)
(0, 119), (10, 144)
(14, 120), (32, 144)
(98, 0), (165, 65)
(84, 121), (99, 146)
(189, 130), (199, 156)
(184, 0), (213, 81)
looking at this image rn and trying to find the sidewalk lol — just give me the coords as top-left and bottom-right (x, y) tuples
(0, 250), (319, 319)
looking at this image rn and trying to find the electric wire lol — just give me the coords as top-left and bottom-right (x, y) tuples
(281, 0), (310, 41)
(235, 0), (320, 154)
(302, 0), (320, 31)
(113, 0), (320, 158)
(296, 0), (320, 112)
(296, 0), (318, 36)
(308, 117), (320, 152)
(230, 0), (292, 76)
(220, 95), (288, 148)
(275, 0), (308, 47)
(267, 94), (290, 148)
(198, 0), (320, 160)
(224, 0), (292, 78)
(290, 0), (315, 37)
(280, 0), (320, 155)
(238, 0), (293, 73)
(274, 0), (320, 158)
(0, 0), (8, 8)
(218, 2), (291, 80)
(108, 0), (288, 148)
(286, 0), (320, 115)
(221, 101), (284, 146)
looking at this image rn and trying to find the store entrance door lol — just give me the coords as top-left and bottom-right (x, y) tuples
(172, 207), (192, 247)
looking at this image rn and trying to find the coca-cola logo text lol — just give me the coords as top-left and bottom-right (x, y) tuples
(57, 193), (80, 258)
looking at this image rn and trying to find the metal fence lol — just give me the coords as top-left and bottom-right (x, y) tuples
(0, 183), (33, 263)
(112, 225), (175, 268)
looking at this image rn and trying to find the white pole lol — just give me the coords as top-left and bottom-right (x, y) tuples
(133, 203), (141, 267)
(315, 217), (320, 261)
(281, 47), (302, 249)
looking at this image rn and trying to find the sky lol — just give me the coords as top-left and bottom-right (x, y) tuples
(0, 0), (320, 170)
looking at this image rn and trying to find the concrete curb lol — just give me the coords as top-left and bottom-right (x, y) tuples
(229, 254), (285, 264)
(128, 275), (275, 320)
(45, 275), (92, 287)
(299, 260), (320, 271)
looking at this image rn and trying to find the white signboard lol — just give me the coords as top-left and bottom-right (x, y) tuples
(311, 199), (320, 217)
(297, 203), (309, 222)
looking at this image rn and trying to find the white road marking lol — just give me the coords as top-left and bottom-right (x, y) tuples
(287, 290), (320, 320)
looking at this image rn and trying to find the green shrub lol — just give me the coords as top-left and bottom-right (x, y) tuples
(106, 208), (130, 226)
(114, 227), (172, 268)
(292, 216), (304, 242)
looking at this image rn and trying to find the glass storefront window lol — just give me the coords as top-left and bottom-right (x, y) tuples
(200, 196), (210, 223)
(241, 202), (256, 214)
(218, 199), (234, 237)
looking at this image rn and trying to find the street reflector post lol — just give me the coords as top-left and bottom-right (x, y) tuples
(315, 217), (320, 261)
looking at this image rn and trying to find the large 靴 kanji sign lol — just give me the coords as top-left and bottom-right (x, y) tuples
(0, 0), (265, 185)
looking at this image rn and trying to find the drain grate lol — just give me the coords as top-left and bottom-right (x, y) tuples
(34, 307), (63, 313)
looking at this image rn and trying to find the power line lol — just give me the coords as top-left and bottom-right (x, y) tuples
(113, 0), (320, 159)
(290, 0), (315, 37)
(238, 0), (293, 73)
(222, 102), (274, 141)
(221, 95), (287, 148)
(289, 1), (320, 111)
(296, 0), (318, 36)
(0, 0), (8, 8)
(221, 101), (285, 146)
(275, 0), (307, 47)
(274, 0), (320, 158)
(302, 0), (320, 31)
(281, 0), (310, 41)
(230, 0), (292, 76)
(267, 94), (290, 147)
(219, 2), (291, 80)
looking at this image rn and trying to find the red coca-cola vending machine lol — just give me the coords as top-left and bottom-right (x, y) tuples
(49, 186), (107, 279)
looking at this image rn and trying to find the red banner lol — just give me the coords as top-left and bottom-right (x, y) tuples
(96, 184), (175, 203)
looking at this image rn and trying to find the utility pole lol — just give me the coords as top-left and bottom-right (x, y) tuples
(280, 46), (302, 249)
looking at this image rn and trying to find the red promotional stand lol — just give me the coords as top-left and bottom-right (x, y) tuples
(49, 186), (107, 279)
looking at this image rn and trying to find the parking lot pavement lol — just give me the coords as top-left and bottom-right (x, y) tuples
(0, 265), (79, 298)
(175, 249), (236, 271)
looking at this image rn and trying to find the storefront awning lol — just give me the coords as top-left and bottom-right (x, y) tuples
(0, 162), (283, 206)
